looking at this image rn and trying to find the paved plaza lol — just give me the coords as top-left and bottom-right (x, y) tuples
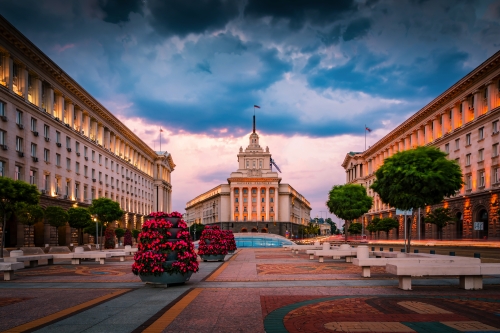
(1, 248), (500, 332)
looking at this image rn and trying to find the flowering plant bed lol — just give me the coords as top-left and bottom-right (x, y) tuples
(198, 225), (228, 261)
(132, 211), (199, 282)
(223, 230), (237, 254)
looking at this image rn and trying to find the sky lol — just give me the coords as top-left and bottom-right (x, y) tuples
(2, 0), (500, 226)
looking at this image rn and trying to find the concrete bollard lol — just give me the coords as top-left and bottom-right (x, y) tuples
(357, 245), (369, 259)
(74, 247), (84, 254)
(10, 250), (23, 257)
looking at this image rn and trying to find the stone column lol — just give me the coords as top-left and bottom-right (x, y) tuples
(54, 93), (63, 119)
(487, 81), (496, 112)
(432, 117), (440, 140)
(275, 187), (279, 222)
(417, 126), (424, 146)
(239, 188), (243, 222)
(265, 187), (269, 221)
(67, 100), (74, 128)
(473, 90), (480, 119)
(443, 110), (451, 134)
(97, 124), (104, 145)
(7, 56), (13, 90)
(21, 66), (28, 100)
(257, 188), (261, 221)
(84, 113), (91, 137)
(34, 76), (42, 108)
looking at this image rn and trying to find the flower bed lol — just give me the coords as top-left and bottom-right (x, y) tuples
(198, 226), (228, 260)
(132, 211), (198, 280)
(223, 230), (237, 253)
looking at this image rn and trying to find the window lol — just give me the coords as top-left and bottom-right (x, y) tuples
(56, 153), (61, 166)
(252, 197), (256, 202)
(66, 158), (71, 170)
(84, 146), (88, 157)
(470, 95), (475, 109)
(0, 130), (5, 145)
(65, 180), (70, 196)
(16, 110), (22, 125)
(75, 142), (80, 153)
(84, 185), (88, 200)
(246, 161), (249, 168)
(44, 174), (49, 191)
(252, 189), (256, 194)
(243, 189), (248, 194)
(0, 101), (5, 116)
(270, 198), (274, 203)
(66, 136), (70, 148)
(56, 131), (61, 143)
(455, 138), (460, 150)
(92, 150), (95, 161)
(105, 158), (108, 168)
(479, 127), (484, 140)
(466, 174), (472, 190)
(493, 143), (499, 158)
(99, 171), (102, 181)
(465, 133), (471, 145)
(444, 143), (449, 154)
(30, 117), (37, 131)
(44, 149), (49, 162)
(270, 189), (275, 194)
(105, 175), (108, 184)
(0, 161), (4, 177)
(493, 167), (499, 184)
(29, 169), (36, 185)
(493, 120), (499, 134)
(111, 161), (114, 170)
(479, 149), (484, 162)
(235, 189), (239, 194)
(84, 165), (88, 177)
(235, 198), (238, 203)
(75, 183), (80, 199)
(99, 154), (102, 164)
(92, 168), (95, 179)
(14, 165), (21, 180)
(76, 162), (80, 174)
(44, 125), (49, 139)
(16, 136), (23, 152)
(479, 171), (485, 188)
(31, 143), (37, 157)
(261, 198), (265, 202)
(270, 207), (274, 212)
(243, 198), (247, 203)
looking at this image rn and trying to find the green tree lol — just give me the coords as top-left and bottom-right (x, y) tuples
(132, 229), (140, 242)
(15, 203), (44, 247)
(366, 217), (380, 238)
(68, 207), (92, 245)
(89, 198), (124, 248)
(189, 223), (205, 240)
(115, 228), (125, 244)
(0, 178), (40, 257)
(371, 146), (463, 252)
(347, 222), (362, 238)
(424, 207), (456, 240)
(326, 184), (373, 243)
(44, 206), (69, 245)
(377, 218), (400, 239)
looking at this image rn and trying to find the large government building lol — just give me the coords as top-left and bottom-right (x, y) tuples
(0, 16), (174, 247)
(185, 119), (311, 237)
(342, 50), (500, 240)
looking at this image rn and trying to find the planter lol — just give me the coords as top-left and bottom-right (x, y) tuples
(167, 250), (178, 260)
(139, 271), (193, 285)
(200, 254), (226, 262)
(167, 217), (180, 227)
(169, 228), (182, 238)
(228, 250), (235, 254)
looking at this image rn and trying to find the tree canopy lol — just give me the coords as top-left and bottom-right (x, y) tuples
(45, 206), (69, 229)
(371, 146), (463, 210)
(0, 178), (40, 257)
(89, 198), (124, 225)
(325, 217), (337, 234)
(424, 207), (456, 240)
(377, 217), (400, 239)
(15, 203), (44, 227)
(326, 184), (372, 242)
(68, 207), (92, 245)
(347, 222), (362, 236)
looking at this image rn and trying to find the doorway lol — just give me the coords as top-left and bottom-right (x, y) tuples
(477, 209), (489, 239)
(455, 212), (463, 239)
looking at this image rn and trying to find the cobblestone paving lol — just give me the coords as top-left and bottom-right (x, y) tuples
(1, 247), (500, 333)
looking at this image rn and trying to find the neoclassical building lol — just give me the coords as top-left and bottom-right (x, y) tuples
(0, 16), (174, 247)
(342, 50), (500, 240)
(185, 120), (311, 236)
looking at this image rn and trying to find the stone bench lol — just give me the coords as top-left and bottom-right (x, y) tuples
(51, 252), (113, 265)
(385, 263), (485, 290)
(371, 251), (404, 258)
(312, 250), (358, 263)
(0, 262), (25, 280)
(353, 256), (481, 278)
(4, 253), (54, 268)
(107, 251), (128, 262)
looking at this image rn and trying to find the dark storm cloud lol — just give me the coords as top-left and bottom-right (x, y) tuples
(343, 18), (371, 41)
(98, 0), (143, 23)
(308, 48), (470, 100)
(147, 0), (240, 37)
(244, 0), (356, 30)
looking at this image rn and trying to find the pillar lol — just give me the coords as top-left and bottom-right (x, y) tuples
(34, 76), (42, 108)
(443, 110), (451, 134)
(21, 66), (28, 100)
(473, 90), (480, 119)
(486, 81), (496, 112)
(67, 100), (74, 128)
(432, 117), (440, 140)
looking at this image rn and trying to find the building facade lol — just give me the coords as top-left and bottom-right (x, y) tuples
(185, 121), (311, 236)
(0, 16), (174, 247)
(342, 50), (500, 240)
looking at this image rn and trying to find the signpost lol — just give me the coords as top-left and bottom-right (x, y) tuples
(473, 222), (484, 231)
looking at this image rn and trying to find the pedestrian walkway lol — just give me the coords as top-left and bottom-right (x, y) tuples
(0, 248), (499, 332)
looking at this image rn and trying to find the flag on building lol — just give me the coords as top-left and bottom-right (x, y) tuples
(160, 128), (164, 132)
(254, 105), (260, 108)
(365, 126), (372, 132)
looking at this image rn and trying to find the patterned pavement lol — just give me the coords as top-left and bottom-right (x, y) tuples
(0, 247), (499, 332)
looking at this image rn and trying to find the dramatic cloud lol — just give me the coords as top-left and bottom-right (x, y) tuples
(2, 0), (500, 217)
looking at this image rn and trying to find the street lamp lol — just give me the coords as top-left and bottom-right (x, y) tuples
(92, 215), (99, 250)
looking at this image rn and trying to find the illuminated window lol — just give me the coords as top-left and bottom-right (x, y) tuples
(466, 174), (472, 190)
(493, 167), (499, 184)
(479, 171), (485, 188)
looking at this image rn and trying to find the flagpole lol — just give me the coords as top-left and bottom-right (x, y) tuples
(160, 128), (162, 152)
(365, 124), (366, 151)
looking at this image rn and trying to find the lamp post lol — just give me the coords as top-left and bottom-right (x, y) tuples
(92, 215), (99, 250)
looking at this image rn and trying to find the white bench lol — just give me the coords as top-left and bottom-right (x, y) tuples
(107, 251), (128, 262)
(312, 249), (358, 262)
(385, 263), (486, 290)
(0, 262), (25, 280)
(4, 254), (54, 268)
(51, 252), (113, 265)
(353, 257), (481, 278)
